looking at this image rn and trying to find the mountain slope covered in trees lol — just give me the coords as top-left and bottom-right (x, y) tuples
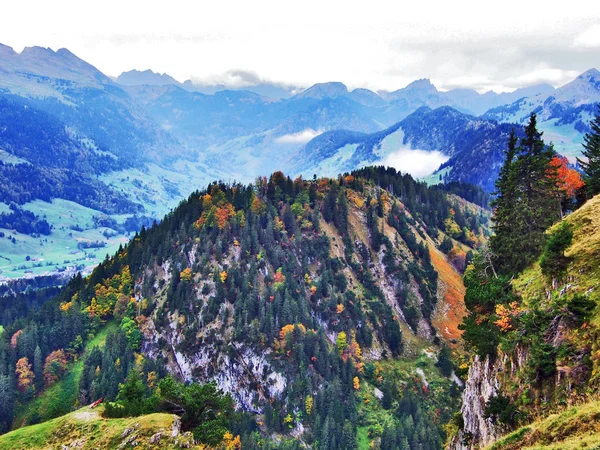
(0, 168), (490, 449)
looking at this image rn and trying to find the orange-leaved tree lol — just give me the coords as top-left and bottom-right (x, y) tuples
(550, 156), (584, 215)
(43, 349), (68, 387)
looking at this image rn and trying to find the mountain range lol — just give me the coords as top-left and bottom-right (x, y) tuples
(483, 68), (600, 156)
(1, 41), (600, 450)
(0, 42), (598, 280)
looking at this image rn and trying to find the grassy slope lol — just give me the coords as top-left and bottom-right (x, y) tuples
(13, 322), (117, 428)
(0, 405), (196, 450)
(513, 194), (600, 307)
(492, 195), (600, 449)
(421, 167), (451, 186)
(486, 400), (600, 450)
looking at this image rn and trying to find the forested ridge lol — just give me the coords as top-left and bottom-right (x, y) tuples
(0, 167), (489, 449)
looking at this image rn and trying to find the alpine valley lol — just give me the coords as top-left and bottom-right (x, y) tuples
(0, 43), (598, 281)
(1, 40), (600, 450)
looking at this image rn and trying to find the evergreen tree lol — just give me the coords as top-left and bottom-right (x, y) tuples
(33, 345), (43, 392)
(341, 420), (357, 450)
(439, 235), (453, 254)
(491, 115), (559, 275)
(540, 221), (573, 282)
(158, 377), (234, 445)
(514, 115), (559, 272)
(0, 375), (15, 433)
(436, 346), (454, 377)
(381, 379), (395, 410)
(490, 129), (518, 274)
(577, 104), (600, 197)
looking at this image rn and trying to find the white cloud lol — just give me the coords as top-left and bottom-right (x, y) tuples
(502, 68), (581, 91)
(574, 25), (600, 48)
(0, 1), (599, 92)
(275, 129), (322, 144)
(380, 149), (448, 178)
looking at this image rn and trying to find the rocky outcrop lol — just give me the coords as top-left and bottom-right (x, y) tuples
(450, 345), (530, 449)
(144, 318), (286, 413)
(450, 355), (500, 449)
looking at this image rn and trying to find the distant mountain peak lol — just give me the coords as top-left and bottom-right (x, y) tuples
(553, 67), (600, 101)
(579, 68), (600, 78)
(20, 46), (56, 57)
(383, 78), (440, 105)
(0, 43), (16, 56)
(0, 44), (111, 87)
(348, 88), (385, 107)
(116, 69), (180, 86)
(55, 48), (79, 59)
(404, 78), (438, 93)
(295, 81), (349, 99)
(576, 68), (600, 86)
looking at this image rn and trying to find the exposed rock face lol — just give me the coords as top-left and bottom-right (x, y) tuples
(450, 355), (500, 449)
(450, 346), (530, 449)
(144, 318), (286, 413)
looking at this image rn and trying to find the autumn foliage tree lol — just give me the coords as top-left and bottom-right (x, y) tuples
(86, 267), (133, 322)
(15, 357), (35, 393)
(336, 331), (347, 355)
(279, 323), (307, 349)
(273, 268), (286, 291)
(494, 302), (521, 332)
(43, 350), (68, 387)
(10, 329), (23, 348)
(195, 187), (237, 230)
(223, 431), (242, 450)
(550, 156), (584, 215)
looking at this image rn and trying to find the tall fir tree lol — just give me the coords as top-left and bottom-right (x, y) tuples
(515, 114), (559, 269)
(0, 375), (15, 433)
(490, 129), (518, 275)
(577, 103), (600, 197)
(491, 114), (559, 275)
(33, 346), (43, 392)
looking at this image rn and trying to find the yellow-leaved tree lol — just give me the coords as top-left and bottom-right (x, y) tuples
(15, 357), (34, 393)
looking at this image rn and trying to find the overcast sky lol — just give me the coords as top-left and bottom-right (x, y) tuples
(1, 0), (600, 93)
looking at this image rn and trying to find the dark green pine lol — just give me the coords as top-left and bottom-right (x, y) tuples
(578, 103), (600, 197)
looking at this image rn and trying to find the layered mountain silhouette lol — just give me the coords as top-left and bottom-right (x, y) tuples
(0, 42), (598, 279)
